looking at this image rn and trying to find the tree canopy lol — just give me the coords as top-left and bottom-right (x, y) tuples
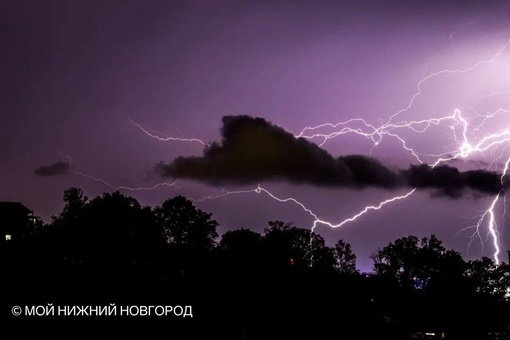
(4, 187), (510, 339)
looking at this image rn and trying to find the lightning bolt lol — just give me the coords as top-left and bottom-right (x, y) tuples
(192, 184), (416, 232)
(476, 157), (510, 264)
(71, 171), (179, 192)
(295, 36), (510, 156)
(421, 22), (476, 77)
(56, 147), (73, 165)
(56, 149), (180, 192)
(192, 184), (416, 266)
(128, 116), (210, 146)
(290, 34), (510, 263)
(63, 28), (509, 265)
(157, 33), (510, 262)
(258, 186), (417, 232)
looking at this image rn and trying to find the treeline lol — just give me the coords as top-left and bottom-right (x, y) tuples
(3, 188), (510, 339)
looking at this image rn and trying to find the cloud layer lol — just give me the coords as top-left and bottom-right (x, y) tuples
(34, 161), (71, 177)
(155, 115), (508, 197)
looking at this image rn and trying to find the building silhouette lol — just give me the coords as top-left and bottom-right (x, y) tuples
(0, 202), (39, 246)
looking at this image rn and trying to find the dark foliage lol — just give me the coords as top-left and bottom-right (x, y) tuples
(2, 188), (510, 339)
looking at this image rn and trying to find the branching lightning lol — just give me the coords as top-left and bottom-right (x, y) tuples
(192, 184), (416, 232)
(96, 29), (510, 264)
(71, 171), (179, 192)
(289, 35), (510, 263)
(56, 149), (179, 192)
(127, 116), (210, 146)
(478, 157), (510, 264)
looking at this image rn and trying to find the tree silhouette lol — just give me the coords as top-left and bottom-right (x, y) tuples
(334, 239), (358, 274)
(216, 228), (264, 280)
(35, 189), (166, 270)
(220, 228), (262, 252)
(466, 257), (510, 300)
(371, 234), (465, 290)
(76, 191), (165, 266)
(155, 195), (219, 252)
(6, 187), (510, 339)
(371, 235), (420, 285)
(263, 221), (335, 270)
(34, 187), (90, 265)
(52, 187), (88, 223)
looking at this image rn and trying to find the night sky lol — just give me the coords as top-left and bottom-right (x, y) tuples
(3, 0), (510, 271)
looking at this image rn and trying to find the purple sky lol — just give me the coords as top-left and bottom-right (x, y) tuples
(3, 0), (510, 271)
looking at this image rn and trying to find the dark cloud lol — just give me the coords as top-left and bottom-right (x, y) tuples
(156, 115), (400, 189)
(156, 115), (509, 198)
(401, 164), (505, 198)
(34, 161), (71, 177)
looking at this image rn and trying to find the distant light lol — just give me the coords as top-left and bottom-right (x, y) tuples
(426, 333), (435, 336)
(290, 258), (294, 265)
(5, 234), (12, 241)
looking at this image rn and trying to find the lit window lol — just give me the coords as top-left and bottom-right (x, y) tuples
(5, 234), (12, 241)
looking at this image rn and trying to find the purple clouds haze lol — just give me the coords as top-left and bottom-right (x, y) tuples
(3, 0), (510, 270)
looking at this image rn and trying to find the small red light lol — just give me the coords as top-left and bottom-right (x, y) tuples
(290, 258), (294, 265)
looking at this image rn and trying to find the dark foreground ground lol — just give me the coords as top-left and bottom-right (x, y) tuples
(4, 261), (510, 340)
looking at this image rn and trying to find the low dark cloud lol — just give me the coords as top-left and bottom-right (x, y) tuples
(402, 164), (505, 198)
(156, 115), (508, 198)
(156, 115), (401, 189)
(34, 161), (71, 177)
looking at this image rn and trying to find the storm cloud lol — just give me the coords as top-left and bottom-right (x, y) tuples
(402, 164), (506, 198)
(156, 116), (509, 197)
(34, 161), (71, 177)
